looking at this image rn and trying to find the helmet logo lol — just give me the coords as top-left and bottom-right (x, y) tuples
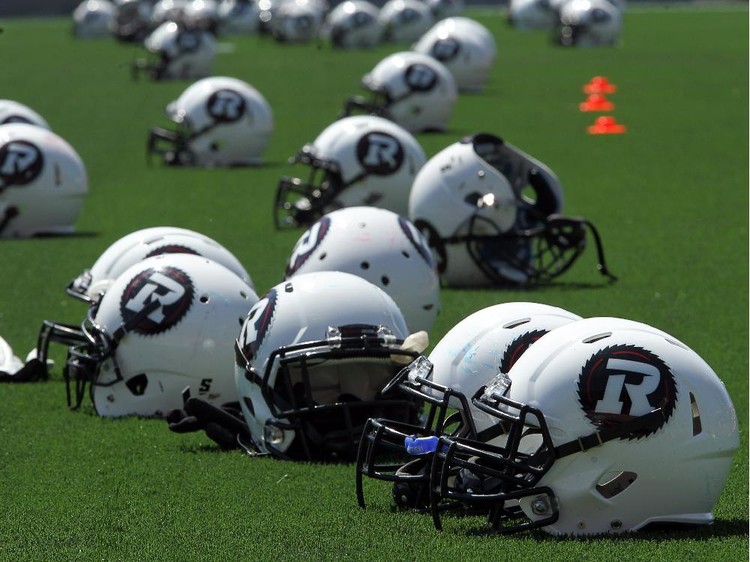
(238, 289), (278, 361)
(578, 344), (677, 436)
(145, 244), (201, 258)
(356, 132), (404, 175)
(176, 30), (202, 53)
(286, 216), (331, 276)
(292, 14), (314, 31)
(431, 38), (461, 62)
(405, 63), (438, 92)
(352, 10), (373, 27)
(398, 217), (435, 268)
(500, 329), (548, 373)
(399, 7), (419, 23)
(0, 140), (44, 187)
(120, 266), (195, 335)
(207, 89), (247, 123)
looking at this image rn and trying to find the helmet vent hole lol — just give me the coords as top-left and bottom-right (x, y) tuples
(200, 295), (209, 303)
(209, 142), (220, 152)
(503, 318), (530, 329)
(402, 250), (410, 258)
(595, 471), (637, 499)
(360, 261), (370, 270)
(690, 392), (703, 436)
(381, 276), (390, 286)
(583, 332), (611, 344)
(423, 304), (433, 310)
(319, 252), (327, 260)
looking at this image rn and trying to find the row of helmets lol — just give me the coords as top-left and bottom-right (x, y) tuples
(508, 0), (625, 46)
(73, 0), (624, 48)
(2, 255), (738, 538)
(72, 0), (470, 46)
(0, 94), (616, 289)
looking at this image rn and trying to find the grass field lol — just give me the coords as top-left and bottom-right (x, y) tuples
(0, 4), (748, 560)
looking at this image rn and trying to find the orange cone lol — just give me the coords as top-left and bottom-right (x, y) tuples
(579, 93), (615, 112)
(587, 116), (627, 135)
(583, 76), (617, 94)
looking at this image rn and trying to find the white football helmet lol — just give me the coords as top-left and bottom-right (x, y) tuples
(0, 100), (51, 130)
(342, 51), (457, 133)
(424, 0), (464, 19)
(72, 0), (117, 39)
(270, 0), (326, 42)
(356, 302), (581, 510)
(111, 0), (154, 42)
(182, 0), (221, 33)
(235, 271), (425, 461)
(275, 115), (426, 228)
(507, 0), (556, 31)
(0, 124), (87, 238)
(217, 0), (261, 35)
(412, 17), (497, 92)
(409, 133), (616, 287)
(284, 206), (440, 333)
(149, 76), (273, 167)
(151, 0), (189, 27)
(45, 253), (258, 417)
(379, 0), (434, 44)
(133, 21), (216, 80)
(67, 226), (254, 303)
(320, 0), (382, 49)
(431, 317), (739, 535)
(554, 0), (622, 47)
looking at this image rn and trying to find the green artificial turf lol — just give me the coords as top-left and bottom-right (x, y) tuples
(0, 4), (747, 560)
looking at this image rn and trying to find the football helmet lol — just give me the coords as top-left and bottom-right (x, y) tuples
(72, 0), (117, 39)
(320, 0), (382, 49)
(408, 133), (616, 286)
(270, 0), (325, 42)
(217, 0), (261, 35)
(0, 124), (88, 238)
(151, 0), (189, 27)
(111, 0), (154, 42)
(148, 76), (273, 167)
(234, 271), (426, 461)
(356, 302), (581, 511)
(0, 100), (51, 130)
(424, 0), (464, 19)
(275, 115), (426, 228)
(38, 253), (259, 417)
(379, 0), (434, 44)
(342, 51), (457, 133)
(554, 0), (622, 47)
(182, 0), (221, 33)
(66, 226), (254, 304)
(412, 17), (497, 93)
(284, 206), (440, 333)
(133, 21), (216, 80)
(507, 0), (556, 31)
(429, 317), (739, 535)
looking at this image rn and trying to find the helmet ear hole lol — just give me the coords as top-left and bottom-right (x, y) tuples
(126, 373), (149, 396)
(595, 471), (638, 499)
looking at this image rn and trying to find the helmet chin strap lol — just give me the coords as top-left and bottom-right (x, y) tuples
(553, 407), (666, 458)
